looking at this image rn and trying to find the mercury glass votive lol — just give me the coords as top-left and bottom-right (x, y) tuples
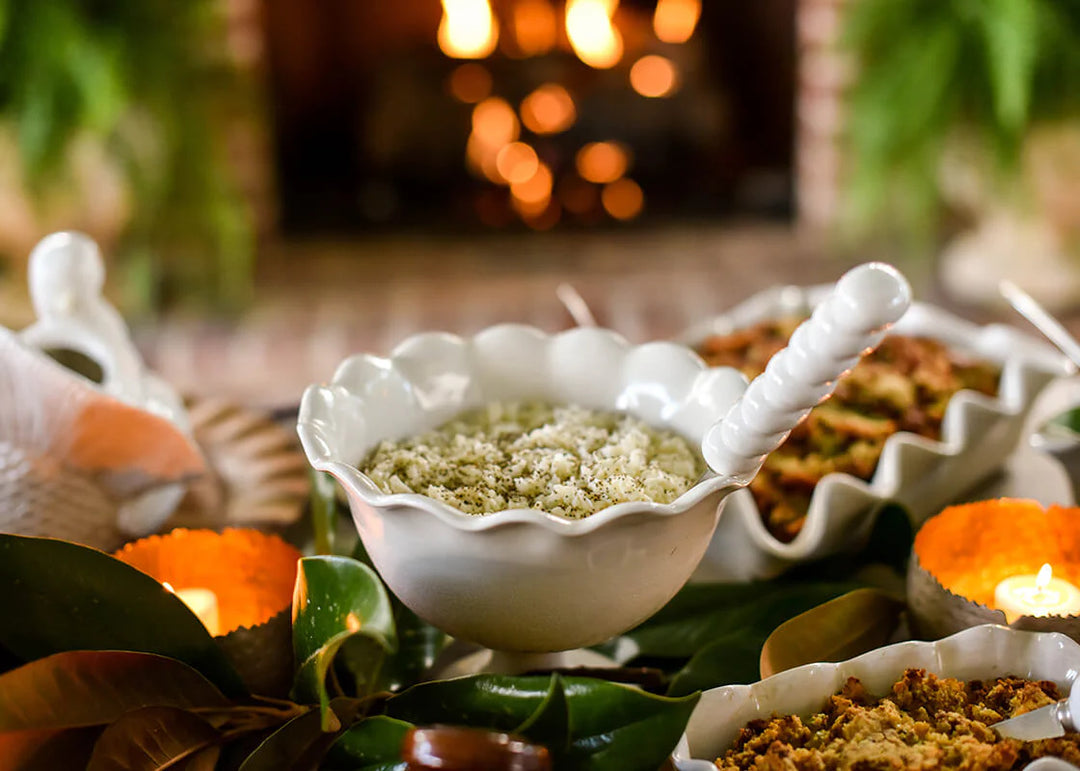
(906, 498), (1080, 642)
(114, 528), (301, 696)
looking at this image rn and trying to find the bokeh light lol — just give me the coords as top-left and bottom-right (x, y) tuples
(653, 0), (701, 44)
(510, 161), (554, 208)
(496, 142), (540, 184)
(438, 0), (499, 59)
(466, 133), (507, 183)
(511, 0), (558, 57)
(630, 55), (680, 98)
(601, 178), (644, 220)
(448, 63), (493, 103)
(472, 97), (520, 146)
(520, 84), (576, 135)
(575, 142), (630, 184)
(565, 0), (623, 69)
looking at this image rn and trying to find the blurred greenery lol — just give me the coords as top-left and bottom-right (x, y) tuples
(0, 0), (256, 312)
(842, 0), (1080, 244)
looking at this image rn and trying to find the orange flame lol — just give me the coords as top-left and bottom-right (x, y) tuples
(438, 0), (499, 59)
(565, 0), (623, 69)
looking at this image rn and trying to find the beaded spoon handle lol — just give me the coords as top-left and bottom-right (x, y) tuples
(702, 262), (912, 483)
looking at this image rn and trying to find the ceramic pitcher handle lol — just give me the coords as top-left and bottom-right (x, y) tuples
(20, 231), (147, 403)
(702, 262), (912, 482)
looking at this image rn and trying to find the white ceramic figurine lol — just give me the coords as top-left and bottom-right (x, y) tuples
(0, 231), (205, 549)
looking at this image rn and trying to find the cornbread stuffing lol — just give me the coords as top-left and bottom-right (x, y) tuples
(360, 401), (704, 518)
(697, 320), (999, 541)
(717, 668), (1080, 770)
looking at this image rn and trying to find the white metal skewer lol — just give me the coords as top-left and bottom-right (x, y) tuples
(1000, 280), (1080, 369)
(555, 283), (598, 328)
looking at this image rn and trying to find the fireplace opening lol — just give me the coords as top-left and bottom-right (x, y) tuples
(264, 0), (796, 234)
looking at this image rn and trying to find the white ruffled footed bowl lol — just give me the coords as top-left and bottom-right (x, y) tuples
(298, 264), (912, 667)
(674, 624), (1080, 771)
(682, 287), (1071, 583)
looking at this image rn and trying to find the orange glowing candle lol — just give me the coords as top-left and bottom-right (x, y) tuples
(994, 563), (1080, 623)
(163, 581), (221, 636)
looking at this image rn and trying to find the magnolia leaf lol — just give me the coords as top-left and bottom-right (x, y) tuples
(665, 631), (766, 698)
(85, 706), (220, 771)
(1045, 407), (1080, 437)
(0, 650), (228, 733)
(609, 581), (861, 661)
(387, 674), (697, 771)
(760, 588), (906, 678)
(173, 746), (220, 771)
(238, 698), (363, 771)
(311, 470), (338, 556)
(323, 715), (413, 771)
(514, 674), (570, 757)
(0, 535), (245, 697)
(0, 726), (102, 771)
(348, 541), (448, 694)
(598, 505), (912, 688)
(292, 557), (397, 725)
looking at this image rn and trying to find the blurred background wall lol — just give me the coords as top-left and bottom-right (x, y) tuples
(1, 0), (1077, 403)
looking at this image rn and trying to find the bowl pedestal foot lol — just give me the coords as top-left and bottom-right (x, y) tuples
(437, 647), (618, 677)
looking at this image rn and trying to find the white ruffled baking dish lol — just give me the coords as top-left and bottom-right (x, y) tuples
(674, 624), (1080, 771)
(681, 285), (1071, 582)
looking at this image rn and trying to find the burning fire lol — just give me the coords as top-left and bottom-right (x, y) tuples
(438, 0), (499, 59)
(434, 0), (702, 226)
(565, 0), (623, 69)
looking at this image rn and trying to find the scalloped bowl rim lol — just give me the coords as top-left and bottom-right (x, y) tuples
(684, 288), (1071, 561)
(675, 624), (1080, 770)
(298, 324), (741, 536)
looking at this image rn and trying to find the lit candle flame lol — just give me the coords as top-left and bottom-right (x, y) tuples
(1037, 562), (1053, 590)
(994, 563), (1080, 623)
(566, 0), (623, 69)
(163, 581), (222, 637)
(438, 0), (499, 59)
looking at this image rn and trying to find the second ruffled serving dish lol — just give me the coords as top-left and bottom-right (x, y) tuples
(675, 624), (1080, 771)
(682, 285), (1071, 582)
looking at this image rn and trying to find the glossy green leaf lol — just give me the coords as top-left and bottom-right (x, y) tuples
(349, 538), (448, 693)
(376, 603), (448, 693)
(387, 674), (698, 771)
(0, 650), (228, 732)
(0, 535), (245, 697)
(292, 557), (397, 723)
(514, 674), (570, 757)
(311, 470), (339, 556)
(760, 588), (905, 678)
(237, 698), (362, 771)
(609, 580), (861, 662)
(665, 631), (766, 697)
(85, 706), (220, 771)
(1046, 407), (1080, 437)
(597, 504), (912, 690)
(323, 715), (412, 771)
